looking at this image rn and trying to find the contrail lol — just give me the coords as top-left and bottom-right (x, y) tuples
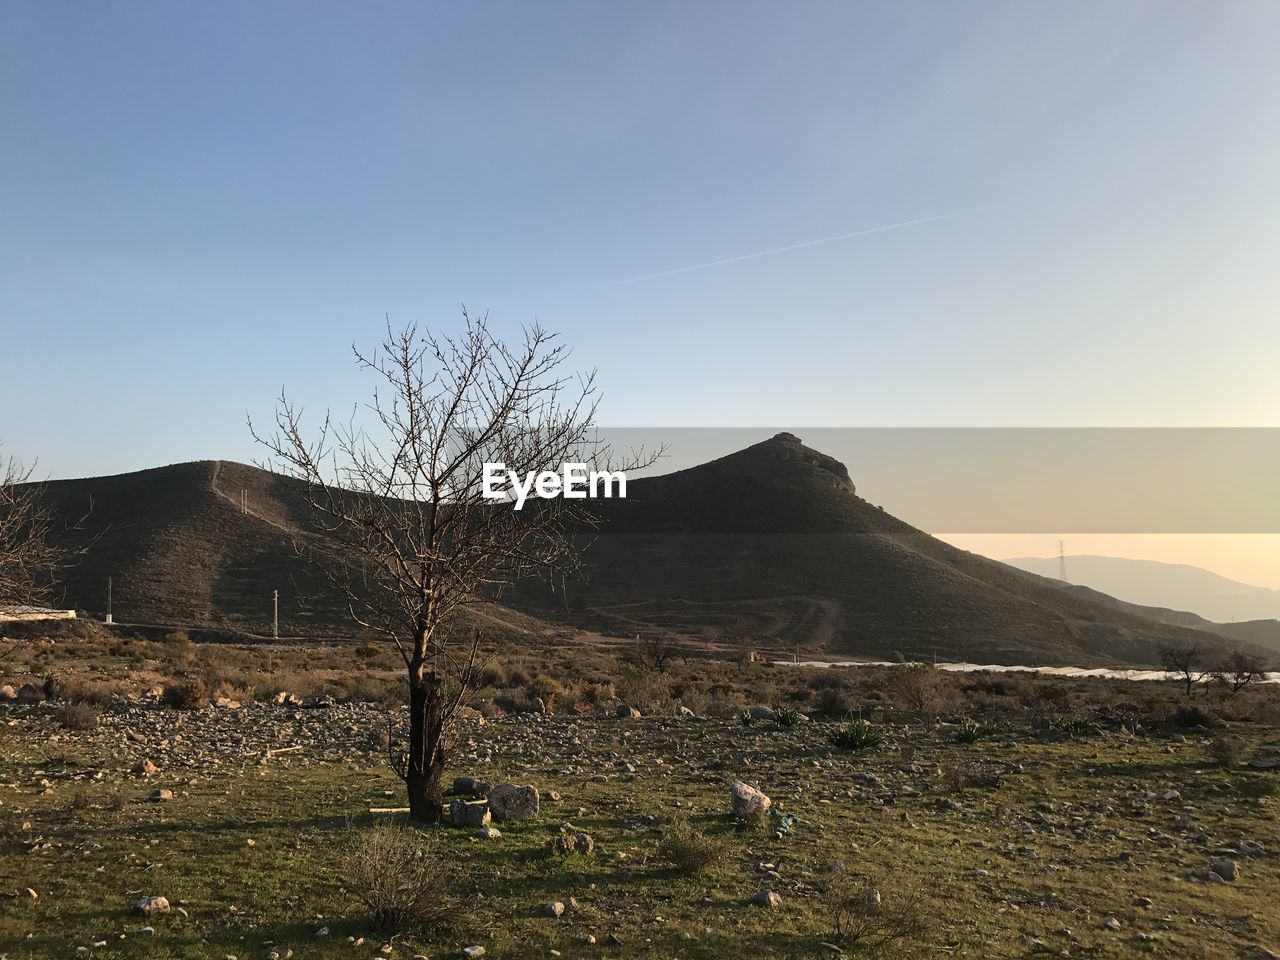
(612, 213), (952, 285)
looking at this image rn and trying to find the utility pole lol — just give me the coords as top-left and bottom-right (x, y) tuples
(105, 576), (113, 625)
(1058, 540), (1068, 582)
(241, 490), (247, 515)
(272, 589), (279, 639)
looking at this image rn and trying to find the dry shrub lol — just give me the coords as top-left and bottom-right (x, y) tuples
(821, 865), (929, 948)
(55, 701), (101, 731)
(55, 701), (98, 732)
(344, 824), (457, 932)
(1209, 735), (1245, 769)
(893, 663), (956, 725)
(658, 817), (724, 875)
(616, 667), (670, 710)
(162, 678), (209, 710)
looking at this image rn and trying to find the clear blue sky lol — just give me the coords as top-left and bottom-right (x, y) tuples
(4, 0), (1280, 483)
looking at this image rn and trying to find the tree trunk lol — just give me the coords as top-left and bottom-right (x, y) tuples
(406, 669), (446, 823)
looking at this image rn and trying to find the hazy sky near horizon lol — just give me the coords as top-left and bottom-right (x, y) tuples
(3, 2), (1280, 582)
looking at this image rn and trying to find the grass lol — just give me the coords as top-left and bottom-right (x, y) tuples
(4, 698), (1279, 960)
(5, 634), (1280, 957)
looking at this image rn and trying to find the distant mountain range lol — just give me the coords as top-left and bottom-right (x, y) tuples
(1004, 555), (1280, 623)
(28, 434), (1272, 668)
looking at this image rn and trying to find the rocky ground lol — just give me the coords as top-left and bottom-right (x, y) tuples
(2, 689), (1280, 960)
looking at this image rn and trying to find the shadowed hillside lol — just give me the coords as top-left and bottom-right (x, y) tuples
(29, 435), (1269, 667)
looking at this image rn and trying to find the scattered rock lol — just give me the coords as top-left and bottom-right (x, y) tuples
(19, 887), (38, 900)
(550, 832), (594, 856)
(477, 826), (501, 839)
(616, 704), (641, 719)
(133, 896), (170, 916)
(1104, 917), (1122, 931)
(463, 947), (486, 959)
(1210, 858), (1238, 882)
(488, 783), (539, 821)
(544, 901), (565, 918)
(0, 684), (16, 700)
(148, 789), (174, 803)
(450, 800), (492, 828)
(748, 705), (776, 721)
(452, 776), (491, 797)
(750, 889), (783, 908)
(731, 781), (772, 820)
(133, 759), (159, 776)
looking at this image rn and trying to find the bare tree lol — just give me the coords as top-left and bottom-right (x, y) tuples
(252, 312), (657, 822)
(1219, 651), (1268, 694)
(0, 453), (61, 609)
(1161, 643), (1203, 697)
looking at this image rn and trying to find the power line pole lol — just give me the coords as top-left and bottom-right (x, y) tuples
(105, 576), (113, 625)
(272, 589), (279, 639)
(1058, 540), (1068, 582)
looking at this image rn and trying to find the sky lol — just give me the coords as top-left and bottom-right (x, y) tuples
(2, 1), (1279, 584)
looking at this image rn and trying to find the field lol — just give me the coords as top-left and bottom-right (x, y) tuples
(2, 628), (1280, 959)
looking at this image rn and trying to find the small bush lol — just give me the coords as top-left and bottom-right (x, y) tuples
(827, 719), (883, 752)
(162, 630), (192, 648)
(952, 717), (1001, 744)
(344, 824), (456, 932)
(774, 706), (803, 729)
(1209, 735), (1245, 769)
(658, 818), (724, 875)
(1169, 704), (1221, 730)
(821, 865), (929, 948)
(55, 701), (100, 731)
(1238, 776), (1278, 799)
(162, 678), (209, 710)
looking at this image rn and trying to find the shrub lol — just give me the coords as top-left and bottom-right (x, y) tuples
(55, 701), (101, 731)
(821, 865), (929, 948)
(162, 678), (209, 710)
(344, 824), (456, 932)
(774, 706), (803, 729)
(658, 818), (724, 875)
(162, 630), (191, 648)
(1238, 776), (1278, 799)
(1169, 704), (1221, 730)
(827, 719), (883, 752)
(1209, 735), (1245, 769)
(952, 718), (1001, 744)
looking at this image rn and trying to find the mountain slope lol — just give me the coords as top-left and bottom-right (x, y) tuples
(1005, 555), (1280, 623)
(29, 435), (1269, 667)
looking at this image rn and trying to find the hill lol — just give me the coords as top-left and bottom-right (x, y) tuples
(1005, 554), (1280, 623)
(28, 434), (1268, 667)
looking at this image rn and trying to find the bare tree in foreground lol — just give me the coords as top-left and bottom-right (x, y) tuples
(253, 312), (657, 822)
(0, 453), (61, 609)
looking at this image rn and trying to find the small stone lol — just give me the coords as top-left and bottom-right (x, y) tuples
(748, 705), (776, 721)
(544, 901), (565, 918)
(133, 896), (171, 916)
(550, 832), (594, 856)
(133, 759), (158, 776)
(1104, 917), (1122, 931)
(1210, 858), (1238, 882)
(463, 948), (486, 959)
(148, 789), (174, 803)
(1132, 896), (1153, 909)
(477, 826), (501, 839)
(616, 704), (641, 719)
(751, 889), (783, 908)
(19, 887), (38, 900)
